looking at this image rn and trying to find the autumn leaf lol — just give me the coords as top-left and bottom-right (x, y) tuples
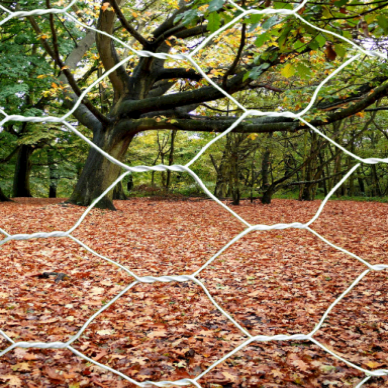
(281, 63), (296, 78)
(147, 329), (168, 338)
(0, 375), (22, 387)
(44, 367), (65, 381)
(11, 362), (31, 372)
(270, 369), (283, 379)
(93, 350), (108, 361)
(97, 329), (112, 335)
(325, 43), (337, 61)
(292, 359), (310, 372)
(221, 371), (238, 382)
(90, 286), (104, 295)
(365, 361), (385, 369)
(101, 2), (110, 11)
(13, 349), (27, 359)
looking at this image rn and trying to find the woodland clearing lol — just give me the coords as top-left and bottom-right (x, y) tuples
(0, 198), (387, 388)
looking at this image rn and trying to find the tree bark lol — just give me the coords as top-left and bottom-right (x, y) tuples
(260, 189), (273, 204)
(113, 181), (128, 200)
(47, 149), (58, 198)
(0, 185), (11, 201)
(260, 133), (272, 204)
(358, 174), (366, 195)
(300, 132), (319, 201)
(13, 144), (34, 198)
(68, 126), (134, 210)
(166, 130), (177, 191)
(212, 152), (227, 199)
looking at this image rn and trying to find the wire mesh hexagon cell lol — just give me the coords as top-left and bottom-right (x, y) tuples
(0, 0), (388, 387)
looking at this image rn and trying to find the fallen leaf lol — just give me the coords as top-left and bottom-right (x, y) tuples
(147, 329), (167, 338)
(44, 366), (65, 381)
(0, 375), (22, 387)
(97, 329), (112, 335)
(91, 287), (105, 295)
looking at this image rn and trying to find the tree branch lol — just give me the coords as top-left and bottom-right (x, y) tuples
(222, 23), (246, 88)
(312, 80), (388, 126)
(0, 145), (21, 164)
(28, 15), (109, 125)
(108, 0), (150, 48)
(118, 68), (256, 117)
(96, 0), (131, 102)
(151, 5), (189, 40)
(116, 116), (297, 135)
(154, 68), (202, 81)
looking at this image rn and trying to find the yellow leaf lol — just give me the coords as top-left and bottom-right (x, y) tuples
(11, 362), (31, 372)
(281, 63), (295, 78)
(37, 75), (46, 79)
(247, 133), (258, 141)
(365, 361), (384, 369)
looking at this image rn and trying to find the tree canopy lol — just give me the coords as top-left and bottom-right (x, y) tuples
(0, 0), (387, 208)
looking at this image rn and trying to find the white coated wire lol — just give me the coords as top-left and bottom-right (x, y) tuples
(0, 0), (387, 386)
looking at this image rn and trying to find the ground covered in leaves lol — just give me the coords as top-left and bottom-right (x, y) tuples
(0, 197), (387, 388)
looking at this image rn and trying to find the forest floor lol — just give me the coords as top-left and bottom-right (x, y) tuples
(0, 197), (387, 388)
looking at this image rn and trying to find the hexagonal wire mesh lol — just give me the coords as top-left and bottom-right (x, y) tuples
(0, 0), (388, 387)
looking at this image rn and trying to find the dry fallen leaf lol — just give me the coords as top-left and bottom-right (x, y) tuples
(44, 367), (65, 382)
(97, 329), (112, 335)
(147, 329), (168, 338)
(91, 287), (105, 296)
(0, 375), (22, 387)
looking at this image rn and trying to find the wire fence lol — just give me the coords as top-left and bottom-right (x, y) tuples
(0, 0), (388, 386)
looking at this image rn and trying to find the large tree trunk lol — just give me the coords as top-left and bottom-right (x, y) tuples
(300, 132), (319, 201)
(260, 133), (272, 204)
(68, 126), (133, 210)
(13, 144), (34, 197)
(261, 188), (273, 204)
(113, 181), (128, 200)
(166, 130), (177, 191)
(213, 152), (227, 199)
(0, 185), (11, 201)
(47, 149), (58, 198)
